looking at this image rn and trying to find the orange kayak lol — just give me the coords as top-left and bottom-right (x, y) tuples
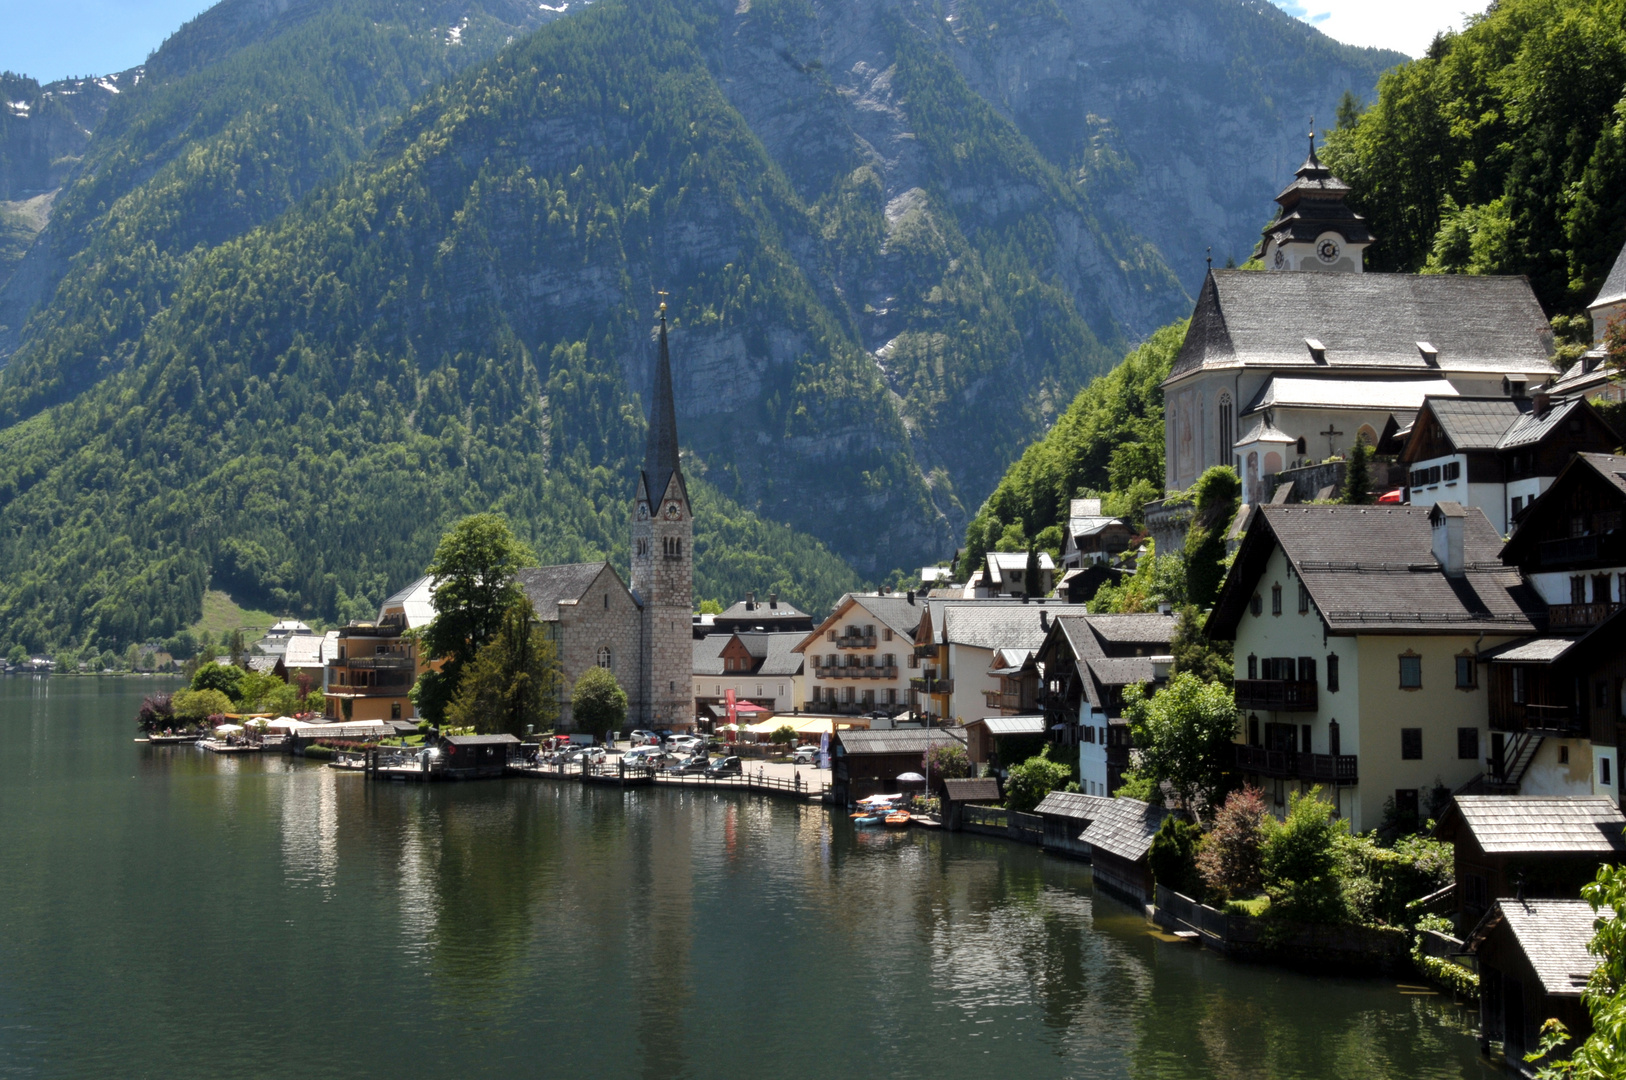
(885, 811), (911, 827)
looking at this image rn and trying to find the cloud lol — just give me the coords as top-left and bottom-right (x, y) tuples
(1269, 0), (1487, 58)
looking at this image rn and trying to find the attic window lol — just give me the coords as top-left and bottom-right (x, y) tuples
(1305, 338), (1327, 363)
(1417, 341), (1438, 365)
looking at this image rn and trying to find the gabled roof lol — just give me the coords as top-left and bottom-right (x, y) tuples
(716, 596), (808, 624)
(1168, 270), (1556, 385)
(283, 634), (331, 668)
(693, 635), (728, 676)
(1034, 791), (1113, 822)
(1234, 417), (1297, 447)
(965, 716), (1045, 737)
(796, 593), (924, 652)
(1409, 396), (1531, 456)
(834, 727), (966, 756)
(379, 574), (436, 629)
(1591, 238), (1626, 309)
(1437, 796), (1626, 855)
(1210, 505), (1543, 637)
(1496, 397), (1585, 450)
(738, 632), (804, 676)
(1469, 899), (1613, 997)
(515, 562), (625, 621)
(1243, 376), (1456, 415)
(942, 605), (1052, 651)
(1077, 614), (1177, 646)
(942, 777), (1002, 803)
(1078, 797), (1169, 862)
(985, 550), (1056, 585)
(1501, 453), (1626, 565)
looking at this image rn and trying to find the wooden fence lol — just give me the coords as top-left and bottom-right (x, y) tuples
(960, 805), (1043, 845)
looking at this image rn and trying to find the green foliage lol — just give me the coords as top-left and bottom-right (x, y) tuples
(1197, 785), (1268, 901)
(1323, 0), (1626, 312)
(570, 665), (627, 739)
(191, 662), (244, 698)
(1340, 438), (1374, 505)
(1088, 541), (1186, 614)
(1170, 604), (1233, 683)
(769, 724), (797, 745)
(446, 599), (561, 738)
(1339, 831), (1454, 927)
(1003, 747), (1072, 812)
(926, 743), (970, 781)
(172, 687), (234, 720)
(301, 744), (337, 761)
(1119, 672), (1239, 816)
(1530, 862), (1626, 1078)
(1182, 466), (1240, 609)
(235, 669), (301, 715)
(1148, 815), (1206, 899)
(1260, 788), (1349, 925)
(136, 693), (176, 732)
(959, 321), (1187, 579)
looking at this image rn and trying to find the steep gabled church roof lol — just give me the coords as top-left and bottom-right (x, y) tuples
(515, 562), (632, 620)
(642, 313), (685, 506)
(1166, 270), (1556, 385)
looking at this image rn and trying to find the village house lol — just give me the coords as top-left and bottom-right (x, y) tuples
(974, 550), (1056, 598)
(1035, 612), (1176, 797)
(1208, 503), (1544, 831)
(1162, 139), (1557, 502)
(324, 617), (423, 723)
(962, 715), (1045, 774)
(983, 646), (1042, 716)
(1468, 899), (1615, 1073)
(1060, 498), (1134, 568)
(1546, 236), (1626, 409)
(912, 600), (1056, 724)
(691, 630), (804, 723)
(1434, 795), (1626, 923)
(1400, 395), (1620, 534)
(709, 593), (813, 636)
(794, 591), (923, 719)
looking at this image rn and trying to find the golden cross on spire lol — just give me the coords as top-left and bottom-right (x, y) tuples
(657, 289), (669, 315)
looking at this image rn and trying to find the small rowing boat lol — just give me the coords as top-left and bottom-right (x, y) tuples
(884, 811), (911, 828)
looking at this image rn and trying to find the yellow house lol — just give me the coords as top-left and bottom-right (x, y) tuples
(1208, 503), (1544, 832)
(324, 615), (425, 724)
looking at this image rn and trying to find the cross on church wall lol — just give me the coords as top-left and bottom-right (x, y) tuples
(1320, 423), (1343, 457)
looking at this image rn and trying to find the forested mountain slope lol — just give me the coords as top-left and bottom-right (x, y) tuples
(1326, 0), (1626, 313)
(0, 0), (1397, 654)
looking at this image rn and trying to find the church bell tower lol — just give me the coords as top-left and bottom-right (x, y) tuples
(1255, 130), (1374, 273)
(631, 301), (694, 729)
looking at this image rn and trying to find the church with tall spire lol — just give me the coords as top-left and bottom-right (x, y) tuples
(513, 302), (696, 731)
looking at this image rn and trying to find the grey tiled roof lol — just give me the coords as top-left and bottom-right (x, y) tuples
(942, 777), (1002, 803)
(835, 727), (966, 756)
(1498, 398), (1585, 450)
(1169, 271), (1555, 383)
(1421, 396), (1531, 451)
(846, 594), (927, 639)
(693, 636), (728, 676)
(1593, 238), (1626, 307)
(1448, 796), (1626, 855)
(1244, 376), (1454, 414)
(1479, 638), (1576, 663)
(1077, 797), (1169, 862)
(1085, 657), (1158, 686)
(1082, 614), (1177, 645)
(968, 716), (1045, 737)
(943, 606), (1052, 651)
(1034, 791), (1113, 822)
(1473, 900), (1614, 997)
(515, 563), (615, 621)
(740, 632), (804, 676)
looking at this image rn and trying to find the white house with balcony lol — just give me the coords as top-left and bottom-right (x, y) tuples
(792, 592), (923, 720)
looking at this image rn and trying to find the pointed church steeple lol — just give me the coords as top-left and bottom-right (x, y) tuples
(642, 304), (684, 506)
(1255, 126), (1374, 272)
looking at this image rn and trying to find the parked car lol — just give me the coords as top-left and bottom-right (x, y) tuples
(567, 746), (606, 764)
(668, 735), (703, 753)
(704, 756), (742, 778)
(666, 755), (710, 775)
(629, 729), (657, 746)
(623, 745), (664, 763)
(791, 746), (818, 766)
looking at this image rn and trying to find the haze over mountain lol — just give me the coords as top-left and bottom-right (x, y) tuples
(0, 0), (1399, 653)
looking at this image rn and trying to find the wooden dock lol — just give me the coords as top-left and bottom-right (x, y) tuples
(580, 761), (656, 787)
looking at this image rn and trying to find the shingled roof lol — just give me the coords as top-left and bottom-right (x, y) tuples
(942, 777), (1002, 804)
(1168, 271), (1555, 385)
(1438, 796), (1626, 855)
(942, 605), (1052, 651)
(1209, 505), (1544, 637)
(515, 563), (621, 621)
(1034, 791), (1113, 822)
(1593, 238), (1626, 309)
(1469, 899), (1614, 997)
(835, 727), (966, 756)
(1078, 797), (1169, 862)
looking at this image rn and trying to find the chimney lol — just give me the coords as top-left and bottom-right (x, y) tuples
(1305, 337), (1327, 364)
(769, 592), (778, 608)
(1416, 341), (1438, 366)
(1531, 391), (1551, 419)
(1431, 502), (1466, 578)
(906, 589), (916, 604)
(1040, 609), (1050, 631)
(747, 591), (756, 610)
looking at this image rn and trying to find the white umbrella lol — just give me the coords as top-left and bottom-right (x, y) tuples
(896, 772), (926, 783)
(266, 716), (308, 731)
(243, 718), (270, 727)
(214, 723), (244, 734)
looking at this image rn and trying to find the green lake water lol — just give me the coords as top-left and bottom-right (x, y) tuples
(0, 677), (1497, 1079)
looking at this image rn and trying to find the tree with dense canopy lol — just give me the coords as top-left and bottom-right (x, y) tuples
(570, 666), (628, 740)
(446, 599), (561, 738)
(1118, 672), (1239, 816)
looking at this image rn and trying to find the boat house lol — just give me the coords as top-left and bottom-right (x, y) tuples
(437, 734), (520, 780)
(1076, 797), (1169, 906)
(1033, 791), (1113, 859)
(1433, 796), (1626, 922)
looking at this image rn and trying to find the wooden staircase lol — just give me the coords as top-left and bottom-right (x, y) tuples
(1486, 732), (1543, 794)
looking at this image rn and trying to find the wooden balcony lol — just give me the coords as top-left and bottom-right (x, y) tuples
(1536, 533), (1626, 568)
(1547, 602), (1621, 629)
(1233, 679), (1318, 712)
(821, 665), (898, 680)
(1235, 744), (1357, 784)
(909, 676), (953, 695)
(833, 634), (877, 650)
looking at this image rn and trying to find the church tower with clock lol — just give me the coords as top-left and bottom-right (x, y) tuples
(1254, 131), (1373, 273)
(631, 304), (694, 729)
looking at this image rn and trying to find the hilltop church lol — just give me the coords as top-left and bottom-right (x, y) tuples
(1163, 136), (1559, 504)
(514, 307), (695, 731)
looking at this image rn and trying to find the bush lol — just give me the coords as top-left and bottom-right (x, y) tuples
(926, 743), (970, 781)
(1260, 788), (1349, 924)
(191, 662), (244, 698)
(1339, 831), (1454, 927)
(571, 666), (627, 738)
(1149, 815), (1206, 899)
(136, 693), (176, 732)
(302, 744), (336, 761)
(1197, 786), (1268, 901)
(1004, 749), (1072, 812)
(769, 725), (797, 745)
(172, 688), (234, 721)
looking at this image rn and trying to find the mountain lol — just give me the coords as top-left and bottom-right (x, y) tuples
(0, 0), (1398, 653)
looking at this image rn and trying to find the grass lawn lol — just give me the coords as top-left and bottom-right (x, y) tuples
(190, 590), (281, 645)
(1225, 895), (1271, 917)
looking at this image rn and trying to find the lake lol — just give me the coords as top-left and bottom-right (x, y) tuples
(0, 677), (1496, 1079)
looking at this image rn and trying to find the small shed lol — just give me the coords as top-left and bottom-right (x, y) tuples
(963, 715), (1046, 767)
(1434, 796), (1626, 921)
(1034, 791), (1113, 859)
(1077, 797), (1168, 907)
(831, 728), (966, 805)
(1468, 899), (1613, 1072)
(942, 777), (1002, 830)
(439, 734), (520, 779)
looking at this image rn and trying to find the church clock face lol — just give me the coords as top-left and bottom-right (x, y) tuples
(663, 501), (682, 520)
(1316, 238), (1342, 264)
(637, 503), (650, 521)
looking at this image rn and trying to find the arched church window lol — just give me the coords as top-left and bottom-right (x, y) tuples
(1295, 437), (1307, 456)
(1356, 425), (1378, 447)
(1217, 394), (1233, 455)
(597, 647), (612, 669)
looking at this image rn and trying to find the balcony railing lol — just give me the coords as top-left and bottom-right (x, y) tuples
(833, 634), (877, 650)
(914, 644), (938, 659)
(983, 691), (1024, 711)
(1234, 744), (1357, 784)
(909, 676), (953, 695)
(338, 656), (415, 670)
(821, 665), (898, 680)
(1491, 702), (1587, 736)
(1536, 533), (1626, 568)
(1233, 679), (1319, 712)
(1548, 602), (1621, 629)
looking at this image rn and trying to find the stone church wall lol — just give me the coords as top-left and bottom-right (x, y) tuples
(553, 567), (645, 732)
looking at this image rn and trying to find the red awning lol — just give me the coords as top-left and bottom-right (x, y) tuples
(1378, 489), (1404, 504)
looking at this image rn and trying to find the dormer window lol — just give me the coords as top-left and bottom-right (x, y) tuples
(1305, 338), (1327, 363)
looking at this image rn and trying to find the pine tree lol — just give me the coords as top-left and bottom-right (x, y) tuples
(1341, 439), (1374, 505)
(1024, 545), (1041, 599)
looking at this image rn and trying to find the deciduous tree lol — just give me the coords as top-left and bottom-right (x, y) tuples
(1119, 672), (1239, 816)
(570, 665), (627, 740)
(446, 599), (560, 738)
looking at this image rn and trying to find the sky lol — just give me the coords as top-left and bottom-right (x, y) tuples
(0, 0), (1482, 84)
